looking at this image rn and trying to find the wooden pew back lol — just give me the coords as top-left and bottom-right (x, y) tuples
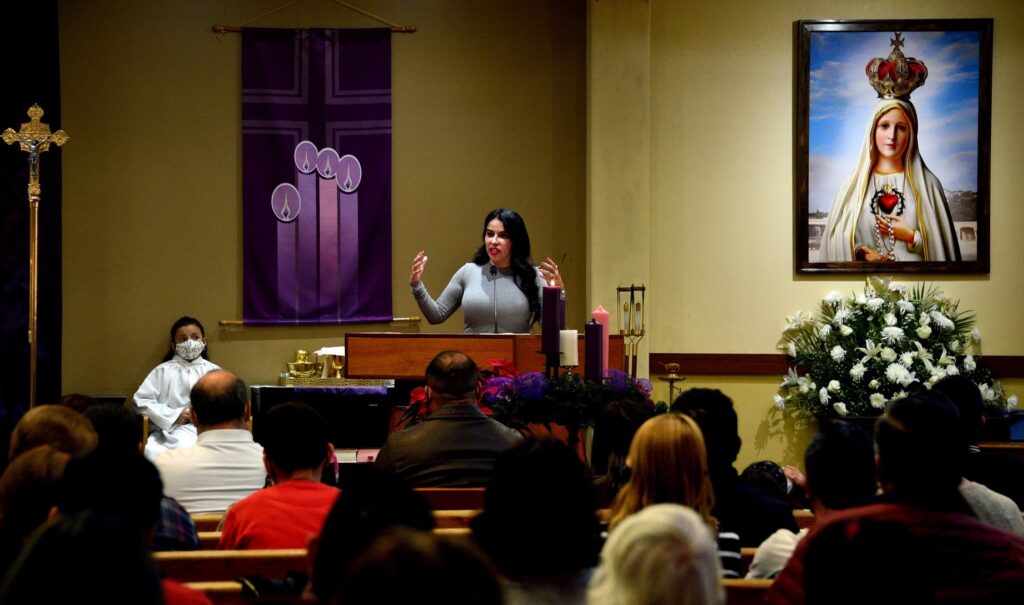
(154, 549), (307, 583)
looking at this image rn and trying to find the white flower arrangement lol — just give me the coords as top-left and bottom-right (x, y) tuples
(775, 277), (1014, 418)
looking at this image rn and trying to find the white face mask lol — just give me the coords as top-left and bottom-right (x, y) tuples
(175, 339), (206, 361)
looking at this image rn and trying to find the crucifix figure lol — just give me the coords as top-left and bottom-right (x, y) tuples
(3, 104), (69, 407)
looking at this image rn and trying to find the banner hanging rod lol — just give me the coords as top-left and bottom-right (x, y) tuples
(213, 0), (416, 35)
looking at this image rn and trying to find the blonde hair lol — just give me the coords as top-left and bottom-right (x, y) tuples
(607, 413), (715, 529)
(588, 504), (724, 605)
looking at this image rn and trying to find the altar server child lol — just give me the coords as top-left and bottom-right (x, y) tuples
(134, 316), (219, 461)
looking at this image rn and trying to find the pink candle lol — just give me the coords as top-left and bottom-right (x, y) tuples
(592, 305), (610, 376)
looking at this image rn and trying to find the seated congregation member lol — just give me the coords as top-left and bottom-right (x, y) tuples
(218, 402), (339, 549)
(588, 504), (724, 605)
(672, 388), (798, 547)
(310, 467), (435, 602)
(8, 403), (97, 461)
(84, 402), (200, 550)
(0, 510), (166, 605)
(747, 420), (876, 579)
(472, 437), (601, 605)
(154, 370), (265, 513)
(52, 447), (212, 605)
(338, 527), (502, 605)
(0, 446), (71, 572)
(767, 392), (1024, 605)
(590, 398), (655, 508)
(375, 350), (521, 487)
(607, 413), (743, 578)
(934, 375), (1024, 525)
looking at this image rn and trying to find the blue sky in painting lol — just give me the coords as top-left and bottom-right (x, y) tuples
(808, 30), (980, 213)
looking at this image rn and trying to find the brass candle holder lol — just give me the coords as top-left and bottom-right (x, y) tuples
(616, 284), (646, 379)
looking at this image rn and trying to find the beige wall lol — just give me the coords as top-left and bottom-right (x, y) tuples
(590, 0), (1024, 467)
(59, 1), (586, 395)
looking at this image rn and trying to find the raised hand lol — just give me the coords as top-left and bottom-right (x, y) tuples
(539, 257), (563, 287)
(410, 250), (428, 285)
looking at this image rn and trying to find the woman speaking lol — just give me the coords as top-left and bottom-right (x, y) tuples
(410, 208), (563, 334)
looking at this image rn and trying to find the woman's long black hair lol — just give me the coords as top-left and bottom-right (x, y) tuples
(471, 208), (541, 326)
(161, 316), (209, 362)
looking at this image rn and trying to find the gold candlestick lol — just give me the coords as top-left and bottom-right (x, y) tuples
(3, 105), (69, 407)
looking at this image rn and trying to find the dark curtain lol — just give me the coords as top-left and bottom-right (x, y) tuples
(0, 1), (63, 466)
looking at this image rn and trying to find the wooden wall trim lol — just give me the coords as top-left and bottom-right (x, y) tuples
(650, 353), (1024, 378)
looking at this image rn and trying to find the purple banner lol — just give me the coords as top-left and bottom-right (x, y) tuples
(242, 28), (392, 324)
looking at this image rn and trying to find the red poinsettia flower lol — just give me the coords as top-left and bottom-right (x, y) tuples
(487, 358), (519, 378)
(409, 386), (427, 405)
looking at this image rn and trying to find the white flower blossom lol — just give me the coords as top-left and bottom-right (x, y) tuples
(886, 363), (909, 384)
(884, 313), (898, 327)
(889, 282), (907, 295)
(819, 387), (830, 404)
(855, 295), (867, 305)
(929, 310), (955, 330)
(819, 324), (832, 339)
(858, 339), (883, 363)
(950, 339), (961, 353)
(1008, 395), (1019, 411)
(881, 347), (898, 362)
(971, 328), (982, 343)
(849, 363), (866, 381)
(913, 341), (933, 363)
(916, 325), (932, 339)
(781, 367), (800, 387)
(870, 393), (886, 409)
(828, 380), (842, 393)
(866, 297), (885, 311)
(787, 342), (797, 358)
(839, 324), (854, 337)
(830, 346), (846, 362)
(869, 379), (881, 389)
(919, 312), (931, 326)
(881, 327), (905, 344)
(785, 311), (815, 330)
(937, 347), (955, 366)
(897, 300), (915, 315)
(892, 391), (908, 401)
(900, 352), (916, 367)
(833, 309), (852, 325)
(964, 355), (976, 371)
(945, 364), (960, 376)
(824, 291), (844, 305)
(798, 376), (814, 395)
(978, 383), (997, 401)
(833, 402), (849, 416)
(773, 394), (786, 411)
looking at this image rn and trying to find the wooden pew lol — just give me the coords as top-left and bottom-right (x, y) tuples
(794, 509), (815, 530)
(739, 547), (756, 577)
(192, 512), (224, 532)
(414, 487), (485, 510)
(154, 549), (307, 583)
(723, 578), (773, 605)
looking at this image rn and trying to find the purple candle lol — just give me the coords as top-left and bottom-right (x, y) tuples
(585, 319), (604, 382)
(542, 286), (562, 355)
(558, 288), (566, 330)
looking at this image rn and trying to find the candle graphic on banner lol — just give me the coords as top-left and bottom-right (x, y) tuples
(317, 148), (341, 318)
(338, 154), (362, 318)
(271, 182), (300, 316)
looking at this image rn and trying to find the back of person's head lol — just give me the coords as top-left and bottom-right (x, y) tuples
(8, 404), (97, 461)
(805, 420), (876, 511)
(472, 436), (599, 579)
(875, 390), (967, 509)
(425, 351), (480, 401)
(740, 460), (789, 500)
(311, 467), (435, 601)
(610, 413), (714, 529)
(931, 375), (985, 445)
(83, 403), (141, 453)
(0, 510), (164, 605)
(261, 402), (331, 475)
(338, 527), (502, 605)
(589, 503), (724, 605)
(591, 398), (656, 477)
(671, 388), (740, 475)
(56, 447), (163, 534)
(0, 446), (71, 543)
(190, 370), (248, 427)
(57, 393), (98, 414)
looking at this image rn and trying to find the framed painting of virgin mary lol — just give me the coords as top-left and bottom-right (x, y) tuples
(795, 19), (992, 274)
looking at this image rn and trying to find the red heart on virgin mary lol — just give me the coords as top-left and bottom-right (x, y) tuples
(877, 192), (899, 214)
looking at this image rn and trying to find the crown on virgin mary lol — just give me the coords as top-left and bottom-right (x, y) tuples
(865, 32), (928, 100)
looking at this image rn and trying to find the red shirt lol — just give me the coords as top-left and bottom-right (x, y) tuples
(162, 579), (213, 605)
(217, 480), (340, 549)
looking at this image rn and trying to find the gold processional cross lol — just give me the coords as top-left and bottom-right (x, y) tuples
(3, 104), (69, 407)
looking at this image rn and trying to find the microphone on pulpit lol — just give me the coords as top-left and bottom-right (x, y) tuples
(490, 264), (498, 333)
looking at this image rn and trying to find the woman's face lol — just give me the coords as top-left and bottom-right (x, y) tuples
(874, 107), (911, 162)
(172, 324), (206, 347)
(484, 218), (512, 268)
